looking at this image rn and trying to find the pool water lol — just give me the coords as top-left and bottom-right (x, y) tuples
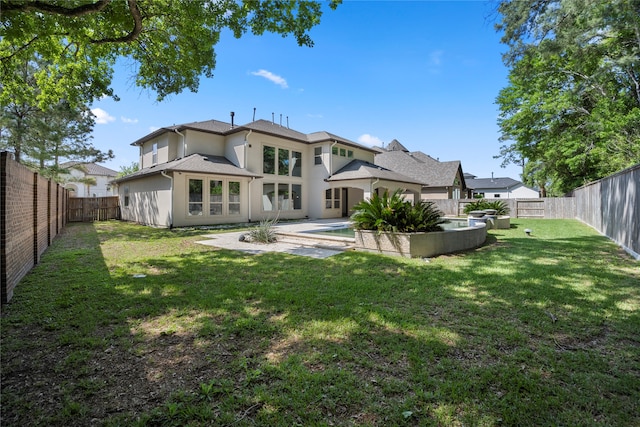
(307, 219), (468, 238)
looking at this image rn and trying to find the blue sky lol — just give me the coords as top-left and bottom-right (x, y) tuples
(90, 0), (522, 180)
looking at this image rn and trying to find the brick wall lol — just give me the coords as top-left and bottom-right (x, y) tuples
(1, 152), (67, 303)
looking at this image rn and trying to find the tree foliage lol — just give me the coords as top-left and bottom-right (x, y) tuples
(495, 0), (640, 195)
(1, 0), (341, 108)
(0, 56), (113, 174)
(117, 161), (139, 178)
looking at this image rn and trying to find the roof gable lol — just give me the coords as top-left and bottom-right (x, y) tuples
(386, 139), (409, 152)
(375, 150), (462, 187)
(113, 153), (262, 183)
(59, 161), (118, 177)
(328, 159), (422, 185)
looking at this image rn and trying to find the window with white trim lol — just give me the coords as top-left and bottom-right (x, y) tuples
(325, 188), (341, 209)
(263, 183), (302, 211)
(152, 142), (158, 165)
(189, 178), (241, 217)
(314, 147), (322, 165)
(188, 179), (203, 216)
(263, 145), (303, 177)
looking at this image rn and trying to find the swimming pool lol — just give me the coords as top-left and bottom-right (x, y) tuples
(305, 219), (468, 238)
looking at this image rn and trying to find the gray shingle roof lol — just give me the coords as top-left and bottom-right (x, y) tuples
(327, 159), (423, 185)
(59, 161), (118, 177)
(465, 177), (522, 190)
(374, 151), (463, 188)
(113, 154), (262, 183)
(130, 118), (377, 153)
(386, 139), (409, 152)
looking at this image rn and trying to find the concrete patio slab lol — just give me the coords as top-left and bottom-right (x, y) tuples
(195, 219), (354, 258)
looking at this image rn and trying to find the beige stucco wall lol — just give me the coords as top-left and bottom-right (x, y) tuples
(185, 130), (226, 157)
(140, 134), (170, 168)
(119, 174), (172, 227)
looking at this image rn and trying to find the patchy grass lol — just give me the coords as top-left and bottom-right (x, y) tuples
(1, 219), (639, 426)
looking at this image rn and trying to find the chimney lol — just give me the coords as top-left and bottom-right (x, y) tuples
(230, 111), (235, 128)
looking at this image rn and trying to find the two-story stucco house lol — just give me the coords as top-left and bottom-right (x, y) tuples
(113, 118), (422, 228)
(60, 161), (118, 197)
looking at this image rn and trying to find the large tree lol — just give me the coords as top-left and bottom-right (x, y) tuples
(495, 0), (640, 195)
(1, 0), (340, 108)
(1, 55), (113, 173)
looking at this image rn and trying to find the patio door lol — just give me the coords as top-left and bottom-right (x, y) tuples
(342, 188), (349, 217)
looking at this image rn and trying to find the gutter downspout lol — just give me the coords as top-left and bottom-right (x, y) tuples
(174, 129), (186, 158)
(160, 170), (174, 228)
(370, 178), (379, 198)
(244, 129), (252, 169)
(248, 177), (255, 222)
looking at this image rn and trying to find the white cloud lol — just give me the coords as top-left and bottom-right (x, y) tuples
(358, 134), (383, 147)
(121, 116), (139, 124)
(429, 49), (445, 66)
(148, 126), (160, 132)
(306, 113), (323, 119)
(91, 108), (116, 124)
(251, 69), (288, 89)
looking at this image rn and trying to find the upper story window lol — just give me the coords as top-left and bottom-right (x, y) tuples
(263, 145), (302, 177)
(292, 151), (302, 177)
(314, 147), (322, 165)
(152, 143), (158, 165)
(263, 146), (275, 174)
(331, 145), (352, 158)
(278, 148), (290, 176)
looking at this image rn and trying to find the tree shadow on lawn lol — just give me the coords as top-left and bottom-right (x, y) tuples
(1, 221), (639, 426)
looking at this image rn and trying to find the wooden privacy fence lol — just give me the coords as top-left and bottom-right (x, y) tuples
(427, 198), (577, 219)
(67, 196), (120, 222)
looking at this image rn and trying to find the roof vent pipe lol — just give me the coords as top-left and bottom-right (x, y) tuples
(280, 114), (282, 127)
(230, 111), (235, 128)
(253, 107), (256, 121)
(286, 116), (289, 129)
(272, 112), (275, 124)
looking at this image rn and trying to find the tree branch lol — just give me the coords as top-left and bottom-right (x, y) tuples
(1, 0), (111, 16)
(90, 0), (143, 44)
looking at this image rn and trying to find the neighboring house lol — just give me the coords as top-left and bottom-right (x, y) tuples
(60, 161), (118, 197)
(112, 118), (422, 228)
(464, 173), (539, 199)
(374, 139), (468, 200)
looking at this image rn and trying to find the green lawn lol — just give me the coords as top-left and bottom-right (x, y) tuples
(1, 219), (639, 426)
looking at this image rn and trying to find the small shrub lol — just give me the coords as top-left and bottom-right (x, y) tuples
(249, 216), (278, 243)
(350, 190), (445, 232)
(463, 199), (487, 214)
(462, 199), (510, 216)
(484, 200), (510, 216)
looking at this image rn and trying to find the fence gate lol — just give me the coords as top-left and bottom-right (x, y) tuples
(67, 196), (120, 222)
